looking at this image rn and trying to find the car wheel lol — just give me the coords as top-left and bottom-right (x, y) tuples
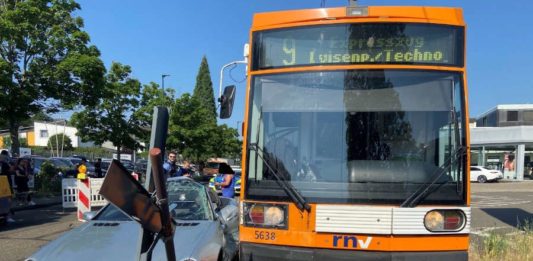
(477, 175), (487, 183)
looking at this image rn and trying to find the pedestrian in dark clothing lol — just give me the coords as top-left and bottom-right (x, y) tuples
(95, 158), (103, 178)
(14, 158), (34, 205)
(163, 151), (178, 180)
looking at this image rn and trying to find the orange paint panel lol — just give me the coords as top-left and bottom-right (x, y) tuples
(240, 226), (468, 251)
(252, 6), (464, 30)
(249, 64), (465, 76)
(27, 131), (35, 146)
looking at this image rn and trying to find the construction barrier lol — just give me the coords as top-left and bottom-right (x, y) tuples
(89, 178), (107, 207)
(61, 178), (78, 208)
(77, 178), (91, 221)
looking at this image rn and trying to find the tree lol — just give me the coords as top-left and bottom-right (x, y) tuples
(192, 56), (217, 124)
(215, 124), (241, 160)
(47, 133), (73, 151)
(167, 93), (218, 162)
(168, 94), (241, 163)
(71, 62), (141, 160)
(134, 82), (174, 145)
(0, 0), (106, 155)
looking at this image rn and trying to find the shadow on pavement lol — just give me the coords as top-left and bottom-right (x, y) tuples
(481, 208), (533, 229)
(0, 205), (76, 232)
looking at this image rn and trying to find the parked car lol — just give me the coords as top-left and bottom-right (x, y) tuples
(470, 166), (503, 183)
(27, 177), (239, 261)
(209, 170), (241, 195)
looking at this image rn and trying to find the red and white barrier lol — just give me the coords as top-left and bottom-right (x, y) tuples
(77, 178), (91, 221)
(63, 172), (139, 221)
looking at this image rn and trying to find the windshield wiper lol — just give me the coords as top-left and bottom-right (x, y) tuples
(249, 143), (311, 212)
(400, 146), (466, 208)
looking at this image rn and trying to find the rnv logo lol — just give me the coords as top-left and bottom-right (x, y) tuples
(332, 235), (373, 249)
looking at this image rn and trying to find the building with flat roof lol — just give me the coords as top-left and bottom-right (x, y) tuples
(471, 104), (533, 180)
(476, 104), (533, 127)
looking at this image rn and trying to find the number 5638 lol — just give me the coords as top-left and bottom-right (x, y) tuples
(254, 230), (276, 240)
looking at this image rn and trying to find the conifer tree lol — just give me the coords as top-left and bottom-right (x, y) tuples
(192, 56), (217, 123)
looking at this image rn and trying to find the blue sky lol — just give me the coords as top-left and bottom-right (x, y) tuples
(74, 0), (533, 128)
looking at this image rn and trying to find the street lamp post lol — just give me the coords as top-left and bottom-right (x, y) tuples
(236, 121), (242, 136)
(161, 74), (170, 94)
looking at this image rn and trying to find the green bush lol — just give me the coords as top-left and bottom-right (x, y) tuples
(36, 161), (62, 195)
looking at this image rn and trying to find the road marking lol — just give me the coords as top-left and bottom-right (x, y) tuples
(471, 195), (531, 208)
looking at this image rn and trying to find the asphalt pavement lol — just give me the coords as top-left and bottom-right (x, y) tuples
(470, 181), (533, 236)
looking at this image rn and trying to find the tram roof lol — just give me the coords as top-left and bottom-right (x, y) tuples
(252, 6), (464, 30)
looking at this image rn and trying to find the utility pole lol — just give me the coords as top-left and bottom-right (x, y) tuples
(161, 74), (170, 95)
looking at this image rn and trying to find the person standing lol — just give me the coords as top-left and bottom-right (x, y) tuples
(215, 163), (236, 198)
(94, 158), (103, 178)
(163, 151), (178, 180)
(15, 158), (35, 205)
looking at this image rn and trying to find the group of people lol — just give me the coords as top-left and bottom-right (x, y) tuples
(0, 150), (36, 223)
(163, 151), (192, 180)
(162, 151), (236, 198)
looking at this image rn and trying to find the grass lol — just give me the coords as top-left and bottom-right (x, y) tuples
(470, 221), (533, 261)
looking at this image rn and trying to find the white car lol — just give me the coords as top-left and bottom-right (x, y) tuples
(470, 166), (503, 183)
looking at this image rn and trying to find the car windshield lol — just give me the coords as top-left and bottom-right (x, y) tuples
(167, 178), (213, 221)
(94, 204), (132, 221)
(246, 70), (466, 205)
(206, 162), (220, 169)
(51, 159), (73, 168)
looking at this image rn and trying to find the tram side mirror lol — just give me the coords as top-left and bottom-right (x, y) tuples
(219, 85), (236, 119)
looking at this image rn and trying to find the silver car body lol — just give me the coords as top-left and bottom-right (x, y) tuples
(27, 177), (238, 261)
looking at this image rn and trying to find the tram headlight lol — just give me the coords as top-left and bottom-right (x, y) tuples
(244, 203), (288, 228)
(424, 210), (466, 232)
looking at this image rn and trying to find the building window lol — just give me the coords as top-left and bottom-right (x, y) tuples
(524, 111), (533, 121)
(40, 130), (48, 138)
(507, 111), (518, 122)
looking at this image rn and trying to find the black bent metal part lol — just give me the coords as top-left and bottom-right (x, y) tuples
(150, 148), (176, 261)
(145, 107), (169, 193)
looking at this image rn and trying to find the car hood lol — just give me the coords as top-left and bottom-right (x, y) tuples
(151, 221), (220, 261)
(28, 221), (142, 261)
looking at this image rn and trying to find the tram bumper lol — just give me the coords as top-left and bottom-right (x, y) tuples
(240, 243), (467, 261)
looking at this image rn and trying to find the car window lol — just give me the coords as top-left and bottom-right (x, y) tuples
(470, 167), (479, 171)
(94, 204), (132, 221)
(51, 159), (71, 168)
(206, 162), (220, 169)
(70, 159), (81, 164)
(32, 158), (44, 167)
(167, 178), (213, 221)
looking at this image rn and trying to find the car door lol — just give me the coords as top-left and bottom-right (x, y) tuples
(470, 167), (480, 181)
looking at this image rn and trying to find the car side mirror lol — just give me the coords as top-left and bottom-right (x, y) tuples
(219, 85), (236, 119)
(82, 211), (97, 221)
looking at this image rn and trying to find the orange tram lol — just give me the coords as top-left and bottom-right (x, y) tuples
(237, 4), (470, 261)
